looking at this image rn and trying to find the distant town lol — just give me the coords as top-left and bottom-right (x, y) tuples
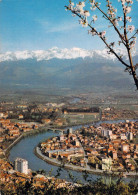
(0, 98), (138, 192)
(39, 121), (137, 175)
(0, 98), (137, 155)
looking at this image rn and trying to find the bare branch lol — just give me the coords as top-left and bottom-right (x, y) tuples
(128, 31), (138, 41)
(123, 11), (138, 90)
(124, 12), (128, 44)
(93, 2), (126, 46)
(65, 5), (130, 68)
(65, 1), (138, 89)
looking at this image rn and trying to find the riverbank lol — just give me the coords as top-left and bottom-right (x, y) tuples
(4, 126), (52, 159)
(55, 118), (138, 130)
(4, 134), (24, 159)
(7, 118), (138, 181)
(5, 118), (138, 159)
(3, 123), (83, 160)
(34, 146), (138, 178)
(34, 146), (104, 176)
(3, 121), (97, 159)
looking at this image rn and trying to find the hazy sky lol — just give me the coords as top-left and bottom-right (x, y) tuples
(0, 0), (137, 52)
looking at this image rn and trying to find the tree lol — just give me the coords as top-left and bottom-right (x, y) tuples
(65, 0), (138, 89)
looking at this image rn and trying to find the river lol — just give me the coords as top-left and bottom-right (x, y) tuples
(9, 119), (137, 183)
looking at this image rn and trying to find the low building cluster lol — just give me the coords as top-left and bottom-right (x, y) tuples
(40, 129), (86, 167)
(78, 121), (138, 172)
(40, 121), (138, 173)
(102, 107), (138, 120)
(0, 119), (39, 156)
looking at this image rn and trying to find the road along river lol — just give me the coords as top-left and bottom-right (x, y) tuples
(9, 119), (137, 183)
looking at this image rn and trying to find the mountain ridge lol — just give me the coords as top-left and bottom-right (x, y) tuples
(0, 47), (137, 62)
(0, 57), (135, 92)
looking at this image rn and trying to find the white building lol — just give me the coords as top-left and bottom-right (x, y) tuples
(101, 129), (112, 138)
(60, 132), (64, 141)
(121, 144), (129, 153)
(104, 107), (111, 111)
(102, 157), (112, 171)
(107, 130), (112, 137)
(127, 132), (133, 140)
(67, 128), (73, 135)
(109, 134), (117, 140)
(121, 134), (127, 140)
(0, 112), (4, 118)
(15, 158), (28, 174)
(74, 140), (80, 147)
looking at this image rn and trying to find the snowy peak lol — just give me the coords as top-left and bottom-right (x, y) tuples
(0, 47), (136, 62)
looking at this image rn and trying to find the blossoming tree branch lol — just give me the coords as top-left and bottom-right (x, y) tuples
(65, 0), (138, 90)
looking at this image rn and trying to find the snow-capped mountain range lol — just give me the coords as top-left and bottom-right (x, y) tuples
(0, 47), (137, 92)
(0, 47), (136, 62)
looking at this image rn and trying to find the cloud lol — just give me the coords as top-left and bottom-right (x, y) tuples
(37, 19), (79, 33)
(47, 22), (79, 33)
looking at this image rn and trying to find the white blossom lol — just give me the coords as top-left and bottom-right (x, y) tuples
(124, 6), (131, 14)
(130, 38), (137, 49)
(83, 10), (90, 17)
(88, 29), (97, 36)
(113, 19), (119, 26)
(127, 25), (135, 33)
(108, 10), (116, 18)
(90, 0), (95, 6)
(90, 6), (97, 11)
(118, 17), (123, 21)
(90, 0), (97, 10)
(92, 15), (97, 22)
(126, 16), (132, 22)
(120, 0), (125, 5)
(81, 2), (85, 7)
(82, 21), (88, 27)
(76, 2), (85, 12)
(70, 2), (74, 6)
(114, 9), (117, 13)
(79, 19), (83, 25)
(79, 19), (88, 27)
(67, 0), (137, 56)
(126, 0), (133, 4)
(99, 31), (106, 38)
(68, 2), (74, 10)
(72, 14), (76, 17)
